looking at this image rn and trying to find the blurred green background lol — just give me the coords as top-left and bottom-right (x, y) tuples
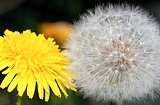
(0, 0), (160, 105)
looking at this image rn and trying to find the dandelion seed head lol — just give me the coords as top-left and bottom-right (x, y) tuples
(65, 4), (160, 102)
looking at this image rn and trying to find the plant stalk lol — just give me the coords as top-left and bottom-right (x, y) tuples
(115, 101), (123, 105)
(17, 96), (22, 105)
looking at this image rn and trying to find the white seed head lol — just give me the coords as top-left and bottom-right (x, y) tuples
(65, 4), (160, 102)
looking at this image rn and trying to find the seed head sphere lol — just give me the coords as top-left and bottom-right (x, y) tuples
(65, 4), (160, 102)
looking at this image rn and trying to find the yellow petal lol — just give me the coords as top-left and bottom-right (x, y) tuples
(50, 81), (61, 98)
(17, 70), (30, 95)
(57, 80), (68, 98)
(41, 73), (49, 93)
(37, 80), (44, 100)
(1, 73), (15, 89)
(8, 75), (19, 92)
(4, 29), (13, 36)
(45, 90), (50, 102)
(49, 80), (61, 97)
(27, 72), (36, 99)
(17, 77), (27, 96)
(0, 60), (13, 71)
(61, 80), (77, 92)
(44, 71), (61, 98)
(2, 67), (12, 74)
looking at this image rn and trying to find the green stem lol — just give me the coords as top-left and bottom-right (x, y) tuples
(17, 96), (22, 105)
(115, 101), (123, 105)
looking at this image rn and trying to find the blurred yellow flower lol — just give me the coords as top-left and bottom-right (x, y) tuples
(38, 22), (74, 45)
(0, 29), (76, 102)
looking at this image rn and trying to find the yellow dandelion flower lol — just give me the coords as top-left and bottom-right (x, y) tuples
(0, 29), (76, 102)
(38, 21), (74, 45)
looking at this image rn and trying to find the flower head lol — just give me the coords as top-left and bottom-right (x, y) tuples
(38, 21), (74, 45)
(0, 29), (76, 101)
(65, 4), (160, 102)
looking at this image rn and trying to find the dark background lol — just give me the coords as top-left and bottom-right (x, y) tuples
(0, 0), (160, 34)
(0, 0), (160, 105)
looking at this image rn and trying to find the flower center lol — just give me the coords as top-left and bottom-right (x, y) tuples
(106, 39), (137, 73)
